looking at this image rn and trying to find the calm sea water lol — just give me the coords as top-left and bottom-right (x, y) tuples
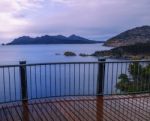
(0, 44), (128, 102)
(0, 44), (111, 64)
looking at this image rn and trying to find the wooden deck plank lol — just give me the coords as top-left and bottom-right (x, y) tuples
(12, 104), (23, 121)
(0, 95), (150, 121)
(118, 99), (149, 120)
(87, 100), (113, 121)
(38, 100), (55, 121)
(22, 102), (38, 121)
(57, 98), (83, 121)
(6, 106), (22, 121)
(106, 99), (144, 121)
(52, 102), (75, 121)
(95, 98), (125, 121)
(0, 107), (7, 121)
(47, 102), (64, 121)
(70, 100), (93, 121)
(79, 100), (102, 121)
(43, 103), (60, 121)
(72, 99), (97, 121)
(51, 102), (68, 121)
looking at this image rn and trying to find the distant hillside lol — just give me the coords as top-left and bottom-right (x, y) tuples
(8, 35), (102, 45)
(104, 25), (150, 47)
(92, 43), (150, 59)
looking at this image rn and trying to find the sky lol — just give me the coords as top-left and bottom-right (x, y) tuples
(0, 0), (150, 43)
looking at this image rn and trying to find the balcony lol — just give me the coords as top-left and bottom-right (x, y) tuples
(0, 60), (150, 121)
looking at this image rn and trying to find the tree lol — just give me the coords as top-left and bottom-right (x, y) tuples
(117, 62), (150, 93)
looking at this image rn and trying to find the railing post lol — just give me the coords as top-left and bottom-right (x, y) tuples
(20, 61), (28, 101)
(97, 58), (106, 95)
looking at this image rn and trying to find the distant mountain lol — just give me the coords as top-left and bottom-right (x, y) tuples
(8, 35), (102, 45)
(104, 25), (150, 47)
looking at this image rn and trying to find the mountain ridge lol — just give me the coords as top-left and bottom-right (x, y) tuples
(7, 35), (102, 45)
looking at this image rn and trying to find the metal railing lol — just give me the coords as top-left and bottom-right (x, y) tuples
(0, 60), (150, 103)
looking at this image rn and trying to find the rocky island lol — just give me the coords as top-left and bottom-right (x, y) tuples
(64, 51), (76, 56)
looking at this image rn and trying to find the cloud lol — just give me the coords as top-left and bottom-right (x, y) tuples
(0, 0), (150, 43)
(0, 0), (45, 41)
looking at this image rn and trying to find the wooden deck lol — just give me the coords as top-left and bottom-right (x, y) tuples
(0, 94), (150, 121)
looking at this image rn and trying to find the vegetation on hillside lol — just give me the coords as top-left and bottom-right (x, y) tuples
(92, 43), (150, 59)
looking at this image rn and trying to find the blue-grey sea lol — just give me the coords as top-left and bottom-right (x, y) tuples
(0, 44), (129, 102)
(0, 44), (111, 64)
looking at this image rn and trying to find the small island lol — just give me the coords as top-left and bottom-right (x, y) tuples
(64, 51), (76, 56)
(79, 53), (89, 57)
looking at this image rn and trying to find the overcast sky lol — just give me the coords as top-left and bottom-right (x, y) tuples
(0, 0), (150, 43)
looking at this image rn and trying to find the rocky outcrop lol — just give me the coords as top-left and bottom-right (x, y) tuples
(64, 51), (76, 56)
(92, 43), (150, 59)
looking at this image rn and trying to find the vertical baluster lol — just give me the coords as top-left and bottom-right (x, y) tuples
(49, 64), (51, 96)
(8, 67), (11, 101)
(79, 64), (80, 95)
(40, 65), (42, 97)
(45, 65), (47, 97)
(14, 67), (17, 101)
(2, 68), (6, 102)
(74, 64), (75, 96)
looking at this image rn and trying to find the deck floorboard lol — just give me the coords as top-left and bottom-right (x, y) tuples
(0, 95), (150, 121)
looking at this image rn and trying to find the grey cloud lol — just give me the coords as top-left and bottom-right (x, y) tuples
(0, 0), (150, 43)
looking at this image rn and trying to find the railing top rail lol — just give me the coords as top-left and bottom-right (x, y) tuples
(0, 60), (150, 67)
